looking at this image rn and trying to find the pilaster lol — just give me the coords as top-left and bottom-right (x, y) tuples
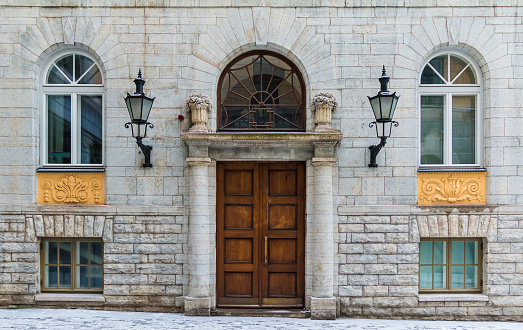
(185, 156), (213, 316)
(308, 154), (337, 319)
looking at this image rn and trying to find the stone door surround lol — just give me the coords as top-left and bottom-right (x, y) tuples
(181, 131), (342, 319)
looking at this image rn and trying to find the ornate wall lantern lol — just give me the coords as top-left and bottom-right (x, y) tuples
(367, 66), (400, 167)
(124, 69), (155, 167)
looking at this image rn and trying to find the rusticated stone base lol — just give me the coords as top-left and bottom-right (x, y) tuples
(310, 297), (336, 320)
(184, 297), (211, 316)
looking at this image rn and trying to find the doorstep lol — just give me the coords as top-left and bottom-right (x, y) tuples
(211, 308), (310, 318)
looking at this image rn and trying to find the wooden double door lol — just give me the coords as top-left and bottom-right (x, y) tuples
(217, 162), (305, 308)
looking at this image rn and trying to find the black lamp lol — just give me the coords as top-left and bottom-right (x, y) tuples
(124, 69), (155, 167)
(367, 66), (400, 167)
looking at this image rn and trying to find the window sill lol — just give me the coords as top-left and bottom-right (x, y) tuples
(417, 168), (486, 173)
(418, 294), (488, 302)
(37, 167), (105, 173)
(35, 293), (105, 303)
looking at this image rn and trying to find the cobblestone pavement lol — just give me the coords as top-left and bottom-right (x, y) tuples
(0, 309), (521, 330)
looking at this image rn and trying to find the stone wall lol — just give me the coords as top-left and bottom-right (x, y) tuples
(0, 0), (522, 320)
(0, 207), (185, 312)
(337, 206), (523, 320)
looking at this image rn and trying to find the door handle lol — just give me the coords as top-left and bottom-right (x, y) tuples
(264, 235), (268, 264)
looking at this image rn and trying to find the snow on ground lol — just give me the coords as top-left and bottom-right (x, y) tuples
(0, 308), (521, 330)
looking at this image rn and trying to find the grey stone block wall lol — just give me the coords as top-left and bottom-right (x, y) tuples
(0, 0), (522, 320)
(0, 208), (185, 311)
(337, 207), (523, 320)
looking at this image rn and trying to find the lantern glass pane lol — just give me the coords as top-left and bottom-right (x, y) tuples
(369, 97), (381, 120)
(130, 97), (143, 121)
(140, 98), (154, 122)
(390, 96), (398, 119)
(379, 95), (394, 120)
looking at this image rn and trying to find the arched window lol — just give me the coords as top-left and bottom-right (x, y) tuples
(42, 51), (104, 166)
(218, 51), (306, 131)
(419, 52), (481, 166)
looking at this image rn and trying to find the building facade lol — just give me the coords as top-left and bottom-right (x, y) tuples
(0, 0), (522, 321)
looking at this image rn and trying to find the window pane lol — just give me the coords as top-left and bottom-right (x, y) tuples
(77, 265), (89, 289)
(47, 95), (72, 164)
(79, 95), (103, 164)
(450, 55), (468, 82)
(420, 266), (433, 289)
(450, 55), (476, 84)
(91, 242), (103, 265)
(46, 241), (58, 264)
(420, 241), (433, 265)
(59, 242), (71, 264)
(220, 53), (304, 130)
(54, 55), (74, 82)
(48, 65), (71, 84)
(420, 95), (444, 164)
(452, 241), (465, 264)
(466, 265), (478, 288)
(421, 65), (444, 84)
(78, 241), (89, 264)
(428, 55), (448, 82)
(452, 95), (476, 164)
(91, 266), (103, 288)
(453, 66), (476, 84)
(45, 266), (57, 288)
(76, 54), (102, 84)
(434, 241), (446, 265)
(59, 266), (71, 288)
(434, 265), (446, 289)
(451, 266), (464, 289)
(466, 241), (478, 264)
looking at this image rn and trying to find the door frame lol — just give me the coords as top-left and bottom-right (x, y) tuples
(216, 161), (305, 308)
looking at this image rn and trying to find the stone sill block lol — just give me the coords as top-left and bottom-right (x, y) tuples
(1, 205), (185, 216)
(35, 293), (105, 303)
(418, 294), (489, 302)
(337, 205), (514, 216)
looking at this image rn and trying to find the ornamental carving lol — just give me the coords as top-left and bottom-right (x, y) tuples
(37, 172), (105, 205)
(418, 172), (486, 205)
(186, 93), (211, 132)
(311, 93), (338, 132)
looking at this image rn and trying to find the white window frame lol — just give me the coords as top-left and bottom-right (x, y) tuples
(418, 51), (482, 168)
(40, 50), (105, 168)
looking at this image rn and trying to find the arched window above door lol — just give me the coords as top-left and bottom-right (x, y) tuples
(218, 51), (306, 131)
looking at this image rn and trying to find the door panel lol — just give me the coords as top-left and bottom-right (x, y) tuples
(217, 162), (304, 308)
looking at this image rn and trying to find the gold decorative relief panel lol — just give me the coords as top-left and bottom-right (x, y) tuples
(418, 171), (486, 205)
(37, 172), (105, 205)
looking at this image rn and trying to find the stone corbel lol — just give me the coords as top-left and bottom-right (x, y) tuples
(311, 93), (338, 132)
(186, 94), (211, 132)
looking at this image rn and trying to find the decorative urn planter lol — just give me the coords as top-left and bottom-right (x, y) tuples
(186, 94), (211, 132)
(311, 92), (338, 132)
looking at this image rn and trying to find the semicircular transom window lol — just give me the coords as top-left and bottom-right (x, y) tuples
(420, 53), (477, 85)
(218, 51), (305, 131)
(46, 53), (103, 85)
